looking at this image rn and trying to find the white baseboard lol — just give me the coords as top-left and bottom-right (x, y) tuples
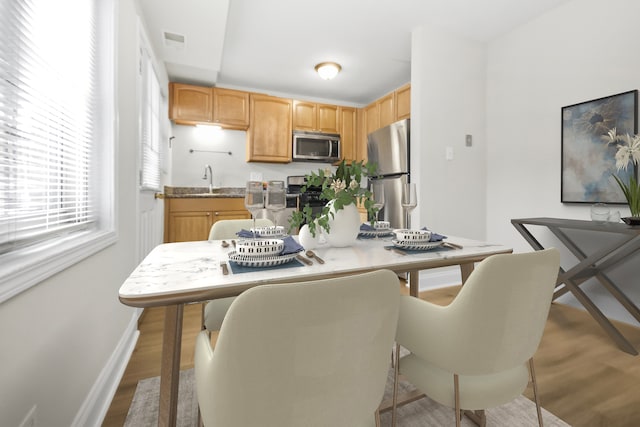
(418, 266), (462, 291)
(72, 308), (142, 427)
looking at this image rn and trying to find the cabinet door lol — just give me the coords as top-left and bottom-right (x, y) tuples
(213, 210), (251, 223)
(168, 211), (212, 242)
(169, 83), (213, 122)
(317, 104), (339, 133)
(395, 84), (411, 120)
(248, 94), (292, 163)
(357, 108), (367, 162)
(364, 102), (379, 137)
(340, 107), (357, 163)
(213, 88), (249, 128)
(292, 101), (316, 131)
(378, 93), (395, 128)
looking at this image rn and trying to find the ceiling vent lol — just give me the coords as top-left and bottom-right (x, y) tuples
(163, 31), (185, 48)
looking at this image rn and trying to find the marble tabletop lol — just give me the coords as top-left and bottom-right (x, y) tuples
(118, 233), (512, 427)
(119, 235), (512, 308)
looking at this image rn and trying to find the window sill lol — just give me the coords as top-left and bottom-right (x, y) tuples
(0, 230), (117, 303)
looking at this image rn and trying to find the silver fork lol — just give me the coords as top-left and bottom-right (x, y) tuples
(220, 261), (229, 275)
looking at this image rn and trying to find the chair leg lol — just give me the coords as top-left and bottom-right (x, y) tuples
(454, 374), (461, 427)
(391, 343), (401, 427)
(463, 409), (486, 427)
(529, 358), (544, 427)
(197, 406), (204, 427)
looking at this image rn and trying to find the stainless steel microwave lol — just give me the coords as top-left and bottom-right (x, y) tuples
(292, 131), (340, 163)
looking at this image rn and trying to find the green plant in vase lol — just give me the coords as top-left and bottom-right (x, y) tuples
(602, 127), (640, 217)
(289, 160), (379, 237)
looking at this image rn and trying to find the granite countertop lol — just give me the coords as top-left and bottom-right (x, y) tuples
(164, 186), (245, 198)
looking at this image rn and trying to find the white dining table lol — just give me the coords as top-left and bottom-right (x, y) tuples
(119, 235), (511, 427)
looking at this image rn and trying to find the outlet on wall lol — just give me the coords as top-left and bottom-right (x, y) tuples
(19, 405), (37, 427)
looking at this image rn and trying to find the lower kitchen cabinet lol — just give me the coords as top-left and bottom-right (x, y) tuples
(164, 197), (250, 243)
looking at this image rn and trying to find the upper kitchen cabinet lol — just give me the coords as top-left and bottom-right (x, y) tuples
(169, 83), (250, 129)
(340, 107), (358, 163)
(395, 83), (411, 120)
(363, 83), (411, 135)
(377, 93), (395, 128)
(212, 87), (250, 129)
(169, 83), (213, 123)
(292, 101), (339, 133)
(247, 93), (292, 163)
(364, 102), (379, 137)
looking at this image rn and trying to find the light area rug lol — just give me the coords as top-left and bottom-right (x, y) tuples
(125, 368), (571, 426)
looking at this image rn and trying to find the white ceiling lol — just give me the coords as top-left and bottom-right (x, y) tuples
(139, 0), (571, 105)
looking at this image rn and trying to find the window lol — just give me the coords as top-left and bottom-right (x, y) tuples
(0, 0), (115, 302)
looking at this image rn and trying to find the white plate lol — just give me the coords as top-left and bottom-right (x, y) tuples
(251, 226), (286, 238)
(394, 229), (433, 242)
(373, 221), (390, 230)
(228, 250), (299, 267)
(392, 239), (444, 251)
(236, 238), (284, 256)
(359, 229), (394, 238)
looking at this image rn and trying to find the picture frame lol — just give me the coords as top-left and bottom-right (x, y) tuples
(561, 90), (638, 204)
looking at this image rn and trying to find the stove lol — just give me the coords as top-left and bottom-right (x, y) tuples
(287, 175), (325, 221)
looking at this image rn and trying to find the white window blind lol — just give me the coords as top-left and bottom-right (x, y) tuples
(0, 0), (100, 254)
(140, 46), (162, 191)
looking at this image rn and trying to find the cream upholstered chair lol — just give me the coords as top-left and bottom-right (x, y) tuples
(392, 248), (560, 427)
(207, 217), (274, 241)
(203, 218), (275, 332)
(195, 269), (400, 427)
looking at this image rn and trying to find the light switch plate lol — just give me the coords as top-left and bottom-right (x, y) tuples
(465, 134), (473, 147)
(445, 146), (454, 161)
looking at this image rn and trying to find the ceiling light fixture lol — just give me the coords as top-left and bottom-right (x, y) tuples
(314, 62), (342, 80)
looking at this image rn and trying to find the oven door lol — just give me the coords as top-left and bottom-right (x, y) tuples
(299, 192), (326, 225)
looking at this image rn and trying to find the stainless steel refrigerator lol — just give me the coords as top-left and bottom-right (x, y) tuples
(367, 118), (410, 229)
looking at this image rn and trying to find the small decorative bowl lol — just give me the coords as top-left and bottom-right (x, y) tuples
(394, 229), (432, 242)
(374, 221), (390, 230)
(235, 239), (285, 257)
(250, 225), (285, 237)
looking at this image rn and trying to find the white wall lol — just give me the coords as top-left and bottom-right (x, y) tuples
(169, 124), (340, 187)
(411, 26), (488, 241)
(486, 0), (640, 324)
(0, 0), (143, 425)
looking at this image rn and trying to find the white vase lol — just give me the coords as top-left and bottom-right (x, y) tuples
(325, 201), (360, 247)
(297, 224), (319, 249)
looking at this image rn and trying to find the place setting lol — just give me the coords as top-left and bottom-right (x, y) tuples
(358, 220), (395, 239)
(226, 235), (306, 273)
(384, 228), (462, 254)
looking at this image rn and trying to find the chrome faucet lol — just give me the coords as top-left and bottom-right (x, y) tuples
(202, 164), (213, 193)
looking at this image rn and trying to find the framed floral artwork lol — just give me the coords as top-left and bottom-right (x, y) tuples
(561, 90), (638, 203)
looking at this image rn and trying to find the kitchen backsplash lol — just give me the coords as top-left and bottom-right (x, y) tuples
(170, 124), (335, 187)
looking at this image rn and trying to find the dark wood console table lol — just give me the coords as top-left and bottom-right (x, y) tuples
(512, 217), (640, 355)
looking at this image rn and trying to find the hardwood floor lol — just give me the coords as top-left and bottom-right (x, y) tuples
(102, 284), (640, 426)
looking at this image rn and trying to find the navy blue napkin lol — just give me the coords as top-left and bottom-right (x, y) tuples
(421, 227), (446, 242)
(360, 223), (376, 231)
(281, 236), (304, 255)
(236, 229), (260, 238)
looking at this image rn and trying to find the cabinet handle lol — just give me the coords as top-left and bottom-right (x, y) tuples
(214, 212), (219, 216)
(206, 213), (210, 216)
